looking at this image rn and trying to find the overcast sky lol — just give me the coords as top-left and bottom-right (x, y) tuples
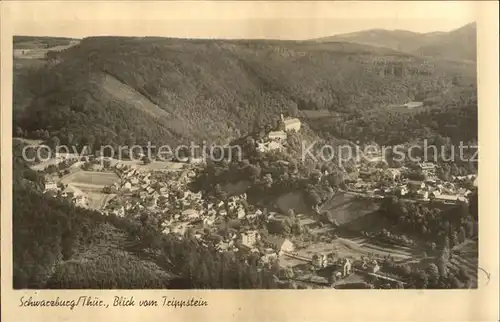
(6, 1), (477, 40)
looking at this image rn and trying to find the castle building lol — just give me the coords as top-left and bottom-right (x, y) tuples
(280, 114), (301, 132)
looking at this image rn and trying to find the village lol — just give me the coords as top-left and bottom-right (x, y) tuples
(34, 113), (478, 289)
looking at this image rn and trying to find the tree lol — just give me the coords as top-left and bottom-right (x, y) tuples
(288, 102), (299, 118)
(15, 126), (24, 138)
(142, 155), (151, 165)
(85, 135), (95, 152)
(400, 263), (412, 276)
(427, 263), (440, 281)
(51, 136), (61, 149)
(103, 159), (112, 169)
(437, 259), (448, 278)
(415, 270), (428, 289)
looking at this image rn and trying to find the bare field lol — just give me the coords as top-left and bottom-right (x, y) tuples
(320, 193), (381, 226)
(61, 171), (120, 188)
(14, 41), (80, 59)
(281, 236), (417, 268)
(102, 159), (186, 172)
(101, 73), (171, 118)
(86, 192), (115, 210)
(303, 238), (413, 260)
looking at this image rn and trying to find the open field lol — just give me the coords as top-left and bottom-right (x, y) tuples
(13, 137), (44, 146)
(303, 237), (415, 260)
(100, 158), (187, 172)
(30, 159), (61, 171)
(86, 192), (116, 210)
(61, 171), (120, 191)
(343, 210), (393, 233)
(13, 40), (80, 59)
(320, 193), (381, 226)
(275, 191), (312, 215)
(281, 235), (419, 268)
(101, 73), (171, 119)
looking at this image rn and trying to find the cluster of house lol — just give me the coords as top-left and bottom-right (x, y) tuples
(346, 160), (474, 205)
(257, 114), (301, 153)
(44, 180), (88, 208)
(103, 164), (198, 217)
(160, 193), (255, 236)
(229, 230), (296, 263)
(396, 179), (471, 203)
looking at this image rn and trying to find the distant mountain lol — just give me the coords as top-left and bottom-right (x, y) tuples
(313, 22), (476, 62)
(414, 23), (477, 62)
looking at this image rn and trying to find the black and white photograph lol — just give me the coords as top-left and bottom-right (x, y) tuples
(10, 1), (483, 291)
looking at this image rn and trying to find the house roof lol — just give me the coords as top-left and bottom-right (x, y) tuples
(283, 118), (301, 125)
(268, 130), (287, 137)
(182, 209), (199, 216)
(435, 194), (461, 201)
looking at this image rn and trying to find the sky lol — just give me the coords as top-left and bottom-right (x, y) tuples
(4, 1), (478, 40)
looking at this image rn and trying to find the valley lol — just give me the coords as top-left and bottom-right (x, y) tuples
(12, 22), (479, 290)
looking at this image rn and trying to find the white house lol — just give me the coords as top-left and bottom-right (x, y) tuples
(182, 209), (200, 220)
(122, 181), (132, 190)
(268, 130), (287, 141)
(257, 141), (283, 153)
(343, 258), (352, 277)
(44, 181), (58, 192)
(404, 101), (424, 109)
(241, 230), (261, 248)
(397, 185), (409, 196)
(419, 162), (436, 170)
(237, 207), (246, 219)
(417, 190), (429, 200)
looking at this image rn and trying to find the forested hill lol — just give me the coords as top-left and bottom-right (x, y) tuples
(14, 36), (476, 148)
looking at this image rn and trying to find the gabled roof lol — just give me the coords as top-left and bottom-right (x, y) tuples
(268, 130), (287, 137)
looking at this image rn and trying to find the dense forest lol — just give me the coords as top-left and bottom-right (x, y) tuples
(13, 36), (476, 150)
(308, 96), (477, 146)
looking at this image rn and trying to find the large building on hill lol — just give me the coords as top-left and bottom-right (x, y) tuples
(280, 114), (301, 132)
(268, 130), (287, 141)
